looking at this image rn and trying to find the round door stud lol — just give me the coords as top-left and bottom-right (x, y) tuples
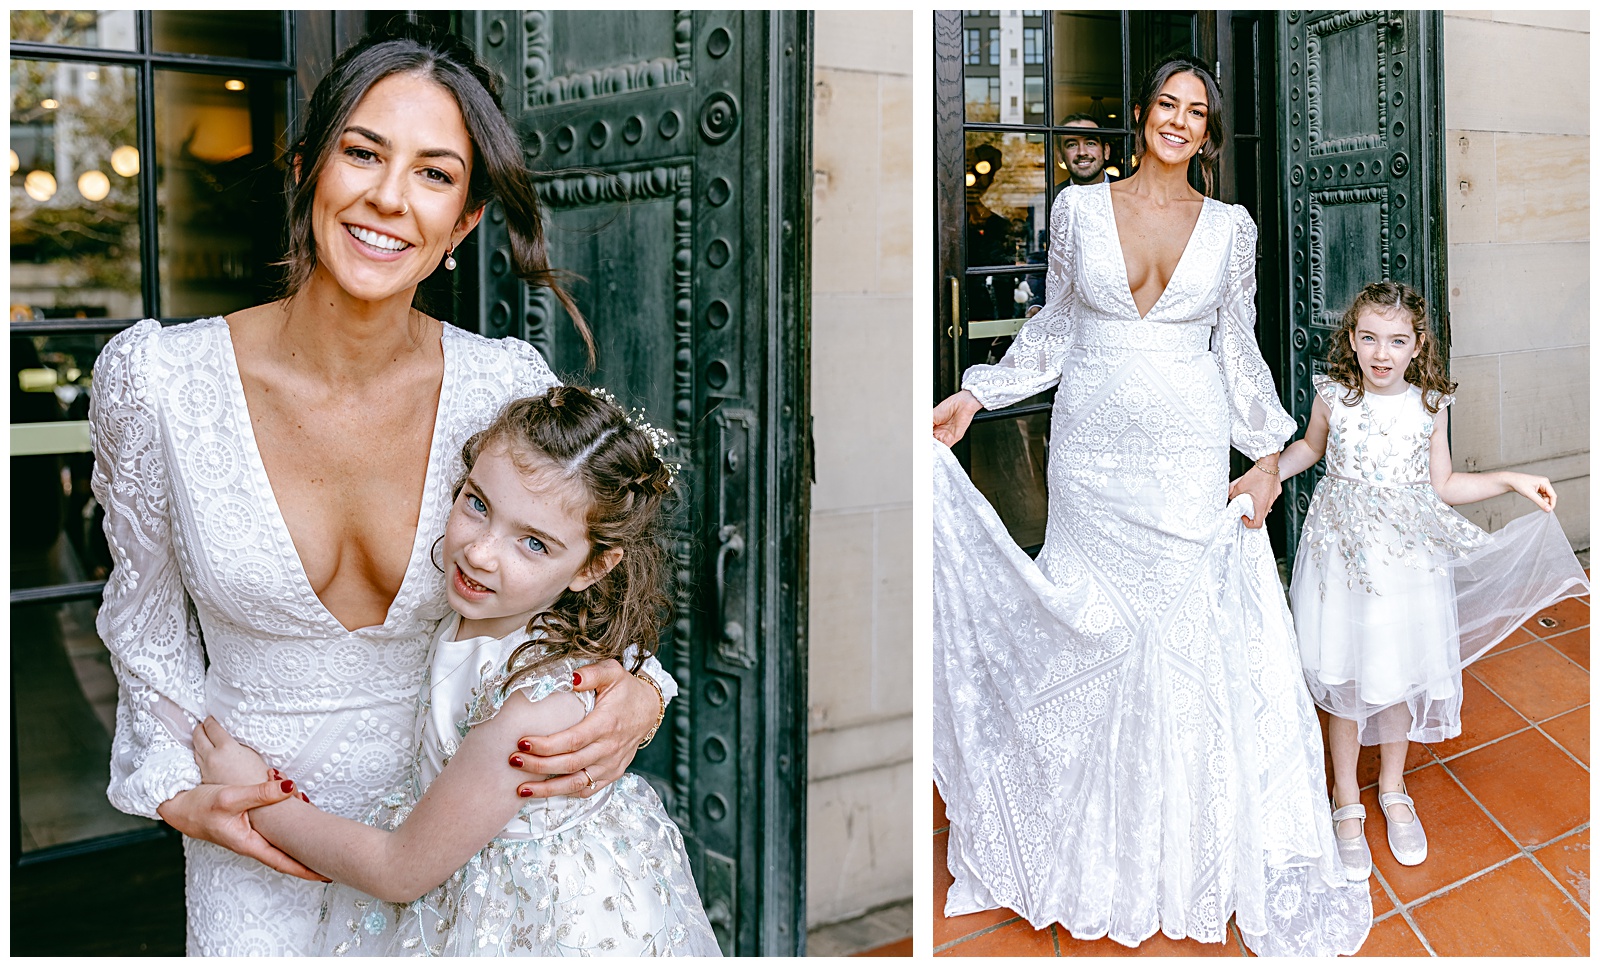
(699, 92), (740, 144)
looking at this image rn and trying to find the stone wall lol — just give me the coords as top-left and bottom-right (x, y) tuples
(1443, 11), (1589, 548)
(805, 11), (914, 929)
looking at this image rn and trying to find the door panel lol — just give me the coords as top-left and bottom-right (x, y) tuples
(463, 11), (809, 955)
(1276, 10), (1446, 559)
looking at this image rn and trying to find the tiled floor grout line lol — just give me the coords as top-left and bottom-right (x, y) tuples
(933, 915), (1021, 954)
(1430, 755), (1590, 921)
(1528, 717), (1590, 774)
(1393, 901), (1440, 956)
(1522, 839), (1592, 923)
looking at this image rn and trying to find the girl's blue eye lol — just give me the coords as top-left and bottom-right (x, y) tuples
(523, 535), (546, 554)
(467, 494), (486, 514)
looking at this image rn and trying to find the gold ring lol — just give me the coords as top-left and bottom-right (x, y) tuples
(581, 767), (595, 789)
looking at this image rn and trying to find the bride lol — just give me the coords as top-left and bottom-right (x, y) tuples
(931, 57), (1371, 956)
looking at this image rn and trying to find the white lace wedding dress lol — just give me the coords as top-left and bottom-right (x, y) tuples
(934, 182), (1371, 955)
(90, 317), (676, 955)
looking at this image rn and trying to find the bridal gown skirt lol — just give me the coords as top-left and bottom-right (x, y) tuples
(933, 340), (1371, 956)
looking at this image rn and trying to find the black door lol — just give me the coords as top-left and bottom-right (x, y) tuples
(459, 11), (811, 955)
(1273, 10), (1448, 560)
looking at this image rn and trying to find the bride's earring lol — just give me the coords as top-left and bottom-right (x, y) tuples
(444, 246), (457, 271)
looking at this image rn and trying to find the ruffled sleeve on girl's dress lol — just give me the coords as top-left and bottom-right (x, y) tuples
(89, 320), (207, 819)
(961, 186), (1081, 410)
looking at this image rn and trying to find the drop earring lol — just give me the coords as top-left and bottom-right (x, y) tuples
(445, 246), (457, 271)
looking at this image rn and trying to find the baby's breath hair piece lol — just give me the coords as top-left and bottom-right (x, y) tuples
(588, 387), (683, 487)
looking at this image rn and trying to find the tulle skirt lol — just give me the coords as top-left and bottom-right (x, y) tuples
(1293, 493), (1589, 746)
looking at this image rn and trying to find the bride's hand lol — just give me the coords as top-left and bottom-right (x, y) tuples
(157, 781), (330, 882)
(933, 390), (983, 447)
(510, 659), (656, 799)
(1227, 457), (1282, 529)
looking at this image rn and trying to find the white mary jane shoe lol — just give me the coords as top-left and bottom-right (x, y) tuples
(1379, 784), (1427, 866)
(1331, 800), (1372, 881)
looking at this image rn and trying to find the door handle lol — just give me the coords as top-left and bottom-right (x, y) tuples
(714, 524), (745, 652)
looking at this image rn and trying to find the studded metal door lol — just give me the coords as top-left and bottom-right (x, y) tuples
(459, 11), (811, 955)
(1276, 10), (1447, 560)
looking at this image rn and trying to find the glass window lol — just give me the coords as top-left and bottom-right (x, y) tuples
(988, 28), (999, 65)
(10, 10), (295, 860)
(1023, 27), (1043, 65)
(9, 10), (137, 50)
(155, 70), (288, 317)
(1051, 12), (1124, 126)
(151, 10), (286, 61)
(10, 59), (144, 320)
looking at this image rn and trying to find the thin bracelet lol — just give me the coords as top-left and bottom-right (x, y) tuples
(635, 672), (666, 749)
(1253, 459), (1280, 475)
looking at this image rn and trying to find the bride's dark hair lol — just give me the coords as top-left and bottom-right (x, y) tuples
(1130, 55), (1224, 196)
(279, 19), (594, 364)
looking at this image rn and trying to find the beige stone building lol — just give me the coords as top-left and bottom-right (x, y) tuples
(804, 9), (914, 953)
(1442, 10), (1589, 553)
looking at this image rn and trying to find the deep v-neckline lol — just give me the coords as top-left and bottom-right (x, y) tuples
(219, 319), (452, 634)
(1102, 181), (1212, 321)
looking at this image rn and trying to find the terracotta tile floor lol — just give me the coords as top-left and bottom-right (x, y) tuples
(932, 590), (1590, 956)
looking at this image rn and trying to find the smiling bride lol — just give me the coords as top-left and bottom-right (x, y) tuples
(89, 22), (673, 954)
(931, 56), (1372, 956)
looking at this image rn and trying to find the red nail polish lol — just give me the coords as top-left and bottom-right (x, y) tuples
(281, 780), (295, 794)
(509, 754), (524, 768)
(573, 671), (583, 686)
(300, 793), (311, 803)
(518, 787), (534, 798)
(517, 739), (533, 753)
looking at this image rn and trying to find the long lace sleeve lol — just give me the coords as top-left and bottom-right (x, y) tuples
(960, 186), (1080, 410)
(1215, 206), (1295, 459)
(502, 335), (677, 703)
(90, 320), (207, 819)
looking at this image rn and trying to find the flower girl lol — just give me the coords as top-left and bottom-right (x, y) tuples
(1275, 281), (1588, 879)
(195, 387), (721, 956)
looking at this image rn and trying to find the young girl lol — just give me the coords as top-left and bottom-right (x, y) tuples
(1275, 281), (1588, 881)
(193, 387), (722, 957)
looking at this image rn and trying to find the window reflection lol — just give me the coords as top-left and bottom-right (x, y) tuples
(9, 10), (137, 50)
(156, 71), (288, 317)
(964, 11), (1046, 124)
(964, 131), (1045, 327)
(10, 60), (143, 320)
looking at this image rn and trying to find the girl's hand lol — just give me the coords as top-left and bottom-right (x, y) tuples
(933, 390), (983, 447)
(193, 716), (271, 787)
(1508, 473), (1558, 512)
(1227, 458), (1282, 528)
(511, 659), (655, 798)
(156, 782), (329, 882)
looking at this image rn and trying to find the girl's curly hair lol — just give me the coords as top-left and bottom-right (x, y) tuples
(453, 386), (675, 688)
(1325, 280), (1456, 414)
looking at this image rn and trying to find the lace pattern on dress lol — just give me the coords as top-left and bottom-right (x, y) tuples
(92, 318), (600, 954)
